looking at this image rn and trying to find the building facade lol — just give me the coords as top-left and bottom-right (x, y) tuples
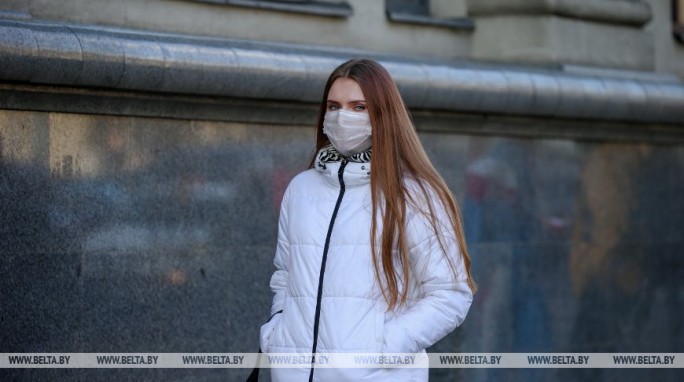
(1, 1), (683, 381)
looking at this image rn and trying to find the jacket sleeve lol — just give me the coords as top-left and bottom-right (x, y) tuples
(259, 187), (291, 352)
(381, 194), (473, 354)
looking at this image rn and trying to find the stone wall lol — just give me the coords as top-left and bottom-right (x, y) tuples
(1, 107), (683, 381)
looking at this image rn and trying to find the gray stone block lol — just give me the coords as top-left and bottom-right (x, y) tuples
(501, 70), (535, 114)
(158, 42), (206, 94)
(380, 60), (429, 108)
(528, 72), (561, 117)
(297, 53), (343, 102)
(603, 79), (648, 121)
(442, 67), (486, 112)
(187, 42), (240, 96)
(31, 24), (83, 84)
(0, 23), (38, 82)
(70, 28), (125, 88)
(422, 65), (460, 110)
(556, 76), (589, 120)
(474, 69), (509, 112)
(644, 82), (684, 122)
(117, 36), (165, 91)
(574, 77), (610, 120)
(232, 47), (309, 101)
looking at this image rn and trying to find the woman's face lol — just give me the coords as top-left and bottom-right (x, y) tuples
(326, 78), (367, 114)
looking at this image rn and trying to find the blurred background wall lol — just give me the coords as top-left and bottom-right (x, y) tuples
(1, 1), (683, 381)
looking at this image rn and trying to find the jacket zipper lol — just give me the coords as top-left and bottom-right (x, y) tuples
(308, 159), (348, 382)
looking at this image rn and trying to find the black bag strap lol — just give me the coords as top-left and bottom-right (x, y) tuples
(245, 348), (262, 382)
(246, 310), (283, 382)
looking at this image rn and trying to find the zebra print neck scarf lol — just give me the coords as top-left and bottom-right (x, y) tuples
(317, 145), (372, 164)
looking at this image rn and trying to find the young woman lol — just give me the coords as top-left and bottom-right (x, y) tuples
(258, 58), (475, 381)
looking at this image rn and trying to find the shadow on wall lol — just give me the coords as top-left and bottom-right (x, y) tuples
(561, 143), (684, 380)
(459, 138), (684, 382)
(0, 140), (279, 351)
(1, 158), (86, 352)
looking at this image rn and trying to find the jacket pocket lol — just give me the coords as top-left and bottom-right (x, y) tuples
(380, 316), (421, 354)
(259, 310), (283, 353)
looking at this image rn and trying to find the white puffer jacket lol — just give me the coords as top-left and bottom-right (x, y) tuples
(260, 148), (473, 382)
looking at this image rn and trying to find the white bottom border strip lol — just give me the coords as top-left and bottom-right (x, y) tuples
(0, 353), (682, 368)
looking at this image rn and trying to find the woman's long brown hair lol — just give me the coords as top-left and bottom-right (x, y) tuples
(309, 59), (476, 310)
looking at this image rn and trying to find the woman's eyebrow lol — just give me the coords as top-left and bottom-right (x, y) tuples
(349, 99), (366, 103)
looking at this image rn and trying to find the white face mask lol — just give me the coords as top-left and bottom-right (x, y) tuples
(323, 109), (372, 157)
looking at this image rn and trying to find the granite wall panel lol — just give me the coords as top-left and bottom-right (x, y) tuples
(1, 109), (682, 381)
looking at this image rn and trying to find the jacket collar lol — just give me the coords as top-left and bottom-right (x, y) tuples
(314, 145), (371, 188)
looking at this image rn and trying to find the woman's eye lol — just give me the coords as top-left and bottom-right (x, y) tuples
(354, 105), (366, 111)
(328, 104), (339, 111)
